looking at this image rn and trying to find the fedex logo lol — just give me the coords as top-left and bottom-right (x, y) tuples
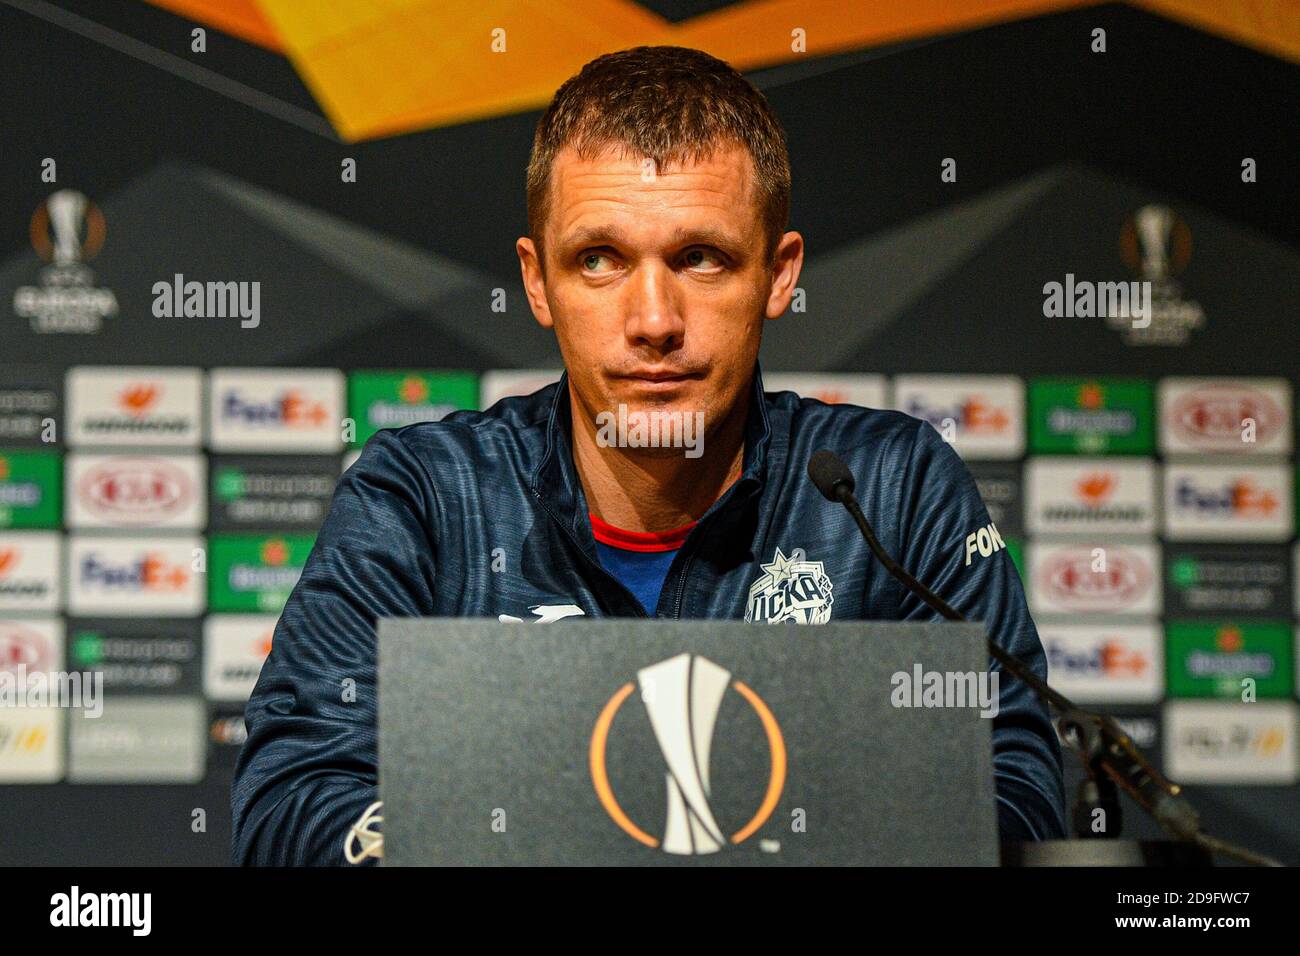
(904, 396), (1010, 436)
(1040, 624), (1162, 703)
(892, 376), (1025, 459)
(1164, 465), (1291, 541)
(67, 537), (204, 616)
(208, 370), (343, 452)
(1046, 639), (1149, 678)
(1175, 479), (1278, 517)
(79, 553), (190, 591)
(221, 390), (329, 428)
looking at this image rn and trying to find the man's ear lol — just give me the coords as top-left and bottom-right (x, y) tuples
(517, 237), (555, 330)
(764, 231), (805, 320)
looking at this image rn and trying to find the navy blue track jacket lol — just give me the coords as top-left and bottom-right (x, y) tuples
(232, 367), (1067, 865)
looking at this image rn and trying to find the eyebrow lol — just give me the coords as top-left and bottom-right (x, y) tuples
(560, 224), (746, 254)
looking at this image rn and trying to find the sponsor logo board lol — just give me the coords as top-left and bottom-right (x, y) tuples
(209, 369), (344, 452)
(762, 374), (887, 409)
(67, 536), (204, 617)
(203, 614), (275, 701)
(1028, 539), (1161, 616)
(892, 375), (1024, 459)
(348, 370), (478, 446)
(1158, 378), (1291, 456)
(209, 455), (337, 531)
(0, 450), (61, 529)
(0, 532), (61, 612)
(208, 534), (313, 613)
(1164, 700), (1297, 784)
(66, 453), (205, 529)
(65, 367), (202, 447)
(0, 373), (61, 446)
(1028, 378), (1154, 454)
(0, 617), (65, 680)
(1163, 463), (1292, 541)
(479, 370), (562, 410)
(966, 462), (1024, 537)
(1165, 621), (1293, 699)
(67, 619), (201, 694)
(0, 708), (64, 782)
(1165, 545), (1291, 617)
(1026, 457), (1158, 536)
(67, 696), (205, 783)
(1042, 623), (1163, 703)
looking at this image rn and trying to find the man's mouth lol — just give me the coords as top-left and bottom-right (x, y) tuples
(618, 368), (703, 384)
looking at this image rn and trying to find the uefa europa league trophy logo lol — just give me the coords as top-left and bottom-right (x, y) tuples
(14, 188), (117, 333)
(1134, 204), (1174, 286)
(47, 189), (89, 268)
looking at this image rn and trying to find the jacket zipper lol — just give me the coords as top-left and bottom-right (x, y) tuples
(531, 488), (650, 618)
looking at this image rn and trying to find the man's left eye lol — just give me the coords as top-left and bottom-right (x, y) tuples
(683, 248), (723, 270)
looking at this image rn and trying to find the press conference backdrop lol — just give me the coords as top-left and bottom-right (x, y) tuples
(0, 0), (1297, 864)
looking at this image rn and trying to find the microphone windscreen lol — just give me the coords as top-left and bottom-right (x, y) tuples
(807, 449), (855, 501)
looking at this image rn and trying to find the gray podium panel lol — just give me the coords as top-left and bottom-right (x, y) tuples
(378, 619), (998, 865)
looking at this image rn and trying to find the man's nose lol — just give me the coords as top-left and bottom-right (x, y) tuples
(623, 261), (685, 351)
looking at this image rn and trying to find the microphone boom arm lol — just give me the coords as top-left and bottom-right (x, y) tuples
(814, 452), (1280, 867)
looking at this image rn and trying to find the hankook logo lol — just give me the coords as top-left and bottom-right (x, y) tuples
(589, 653), (785, 855)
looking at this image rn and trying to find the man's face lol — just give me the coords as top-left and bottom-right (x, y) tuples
(518, 141), (800, 448)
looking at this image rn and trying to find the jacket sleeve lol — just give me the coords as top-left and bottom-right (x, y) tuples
(231, 429), (438, 865)
(892, 419), (1067, 841)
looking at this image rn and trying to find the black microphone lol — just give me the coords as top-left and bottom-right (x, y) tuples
(805, 448), (1277, 864)
(808, 449), (855, 503)
(808, 449), (964, 623)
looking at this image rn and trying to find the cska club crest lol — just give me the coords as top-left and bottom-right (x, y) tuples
(744, 547), (835, 624)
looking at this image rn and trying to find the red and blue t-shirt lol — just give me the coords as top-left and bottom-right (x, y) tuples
(589, 513), (696, 616)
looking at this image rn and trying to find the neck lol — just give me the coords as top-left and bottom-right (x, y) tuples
(570, 384), (750, 533)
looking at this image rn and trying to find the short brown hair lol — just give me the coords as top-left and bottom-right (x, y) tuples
(526, 46), (791, 268)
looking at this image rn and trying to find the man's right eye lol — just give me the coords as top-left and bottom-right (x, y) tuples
(581, 253), (616, 273)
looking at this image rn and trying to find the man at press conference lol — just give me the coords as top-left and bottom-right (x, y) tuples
(232, 45), (1067, 865)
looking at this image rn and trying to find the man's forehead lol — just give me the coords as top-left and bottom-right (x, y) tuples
(548, 141), (759, 239)
(552, 139), (754, 180)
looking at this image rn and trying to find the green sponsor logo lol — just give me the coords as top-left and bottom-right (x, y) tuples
(348, 371), (478, 446)
(1028, 379), (1154, 454)
(1169, 556), (1199, 590)
(71, 632), (105, 666)
(209, 534), (314, 612)
(0, 450), (61, 528)
(1165, 621), (1292, 699)
(215, 467), (247, 502)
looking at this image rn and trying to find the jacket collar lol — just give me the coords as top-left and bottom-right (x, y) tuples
(531, 364), (773, 542)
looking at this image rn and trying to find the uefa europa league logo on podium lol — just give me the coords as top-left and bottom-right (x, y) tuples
(590, 653), (786, 855)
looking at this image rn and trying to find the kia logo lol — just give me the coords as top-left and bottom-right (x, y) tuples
(1171, 386), (1281, 447)
(1039, 547), (1150, 610)
(78, 458), (191, 525)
